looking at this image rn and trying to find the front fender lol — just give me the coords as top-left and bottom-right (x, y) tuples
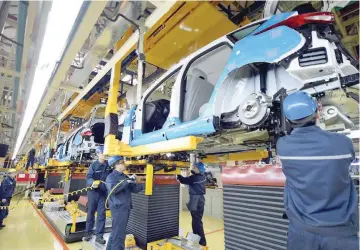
(203, 25), (305, 117)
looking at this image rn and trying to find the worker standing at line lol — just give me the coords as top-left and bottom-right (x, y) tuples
(26, 148), (35, 170)
(177, 162), (207, 246)
(105, 156), (144, 250)
(277, 91), (359, 250)
(3, 154), (11, 168)
(83, 146), (111, 244)
(0, 169), (17, 229)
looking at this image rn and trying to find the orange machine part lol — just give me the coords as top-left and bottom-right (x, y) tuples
(71, 173), (86, 179)
(48, 172), (62, 177)
(222, 164), (285, 187)
(154, 175), (178, 185)
(49, 188), (64, 194)
(137, 175), (178, 185)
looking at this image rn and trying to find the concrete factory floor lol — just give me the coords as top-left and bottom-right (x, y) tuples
(0, 199), (224, 250)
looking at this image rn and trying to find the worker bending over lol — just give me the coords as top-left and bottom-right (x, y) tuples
(277, 92), (359, 250)
(0, 169), (17, 228)
(177, 162), (207, 246)
(105, 156), (144, 250)
(84, 146), (111, 244)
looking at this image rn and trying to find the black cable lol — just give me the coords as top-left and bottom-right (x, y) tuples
(1, 184), (38, 211)
(101, 12), (139, 31)
(0, 34), (23, 47)
(11, 184), (38, 198)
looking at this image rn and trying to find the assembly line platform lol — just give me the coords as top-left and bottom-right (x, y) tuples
(40, 210), (112, 243)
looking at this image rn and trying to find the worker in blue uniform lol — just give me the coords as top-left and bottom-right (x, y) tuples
(177, 162), (207, 246)
(84, 146), (111, 244)
(26, 148), (35, 170)
(0, 168), (17, 228)
(105, 156), (144, 250)
(276, 91), (359, 250)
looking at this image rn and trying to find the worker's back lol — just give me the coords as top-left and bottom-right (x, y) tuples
(277, 125), (358, 236)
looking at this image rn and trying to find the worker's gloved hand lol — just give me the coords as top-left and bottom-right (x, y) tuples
(91, 180), (101, 188)
(128, 174), (137, 181)
(1, 199), (6, 203)
(176, 175), (181, 180)
(127, 175), (137, 184)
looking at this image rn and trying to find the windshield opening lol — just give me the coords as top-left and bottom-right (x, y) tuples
(228, 22), (265, 42)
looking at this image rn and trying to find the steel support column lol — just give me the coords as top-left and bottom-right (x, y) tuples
(136, 16), (145, 104)
(104, 41), (124, 156)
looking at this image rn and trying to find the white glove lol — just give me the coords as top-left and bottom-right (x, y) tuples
(128, 174), (137, 181)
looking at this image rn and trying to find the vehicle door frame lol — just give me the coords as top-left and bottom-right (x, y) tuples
(130, 19), (295, 145)
(178, 41), (234, 122)
(133, 65), (184, 137)
(131, 37), (233, 145)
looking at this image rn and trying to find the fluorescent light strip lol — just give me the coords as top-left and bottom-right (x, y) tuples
(13, 0), (83, 159)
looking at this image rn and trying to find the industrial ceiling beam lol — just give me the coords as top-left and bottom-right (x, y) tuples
(0, 107), (16, 114)
(18, 1), (109, 155)
(12, 1), (38, 155)
(0, 67), (20, 77)
(0, 1), (11, 33)
(59, 84), (82, 93)
(5, 17), (17, 27)
(58, 0), (177, 120)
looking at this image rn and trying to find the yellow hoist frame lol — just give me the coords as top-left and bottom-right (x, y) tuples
(124, 160), (190, 196)
(147, 237), (208, 250)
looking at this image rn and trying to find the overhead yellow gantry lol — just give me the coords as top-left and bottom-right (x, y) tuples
(100, 3), (274, 198)
(103, 2), (240, 157)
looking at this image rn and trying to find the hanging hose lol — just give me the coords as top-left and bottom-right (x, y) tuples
(105, 179), (126, 209)
(0, 184), (39, 210)
(0, 178), (132, 210)
(11, 184), (39, 198)
(101, 12), (140, 30)
(0, 180), (106, 210)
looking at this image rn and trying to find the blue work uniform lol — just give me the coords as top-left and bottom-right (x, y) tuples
(105, 170), (144, 250)
(277, 125), (359, 250)
(0, 175), (16, 225)
(85, 160), (111, 237)
(26, 148), (35, 170)
(178, 172), (207, 246)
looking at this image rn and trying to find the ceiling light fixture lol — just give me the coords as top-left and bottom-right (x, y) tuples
(12, 0), (84, 159)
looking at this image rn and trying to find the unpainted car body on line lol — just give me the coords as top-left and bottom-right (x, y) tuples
(117, 10), (358, 155)
(56, 105), (106, 162)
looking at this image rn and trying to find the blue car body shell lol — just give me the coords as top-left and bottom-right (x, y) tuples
(127, 12), (304, 147)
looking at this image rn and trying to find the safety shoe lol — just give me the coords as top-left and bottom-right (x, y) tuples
(83, 232), (92, 241)
(95, 236), (106, 245)
(0, 224), (5, 228)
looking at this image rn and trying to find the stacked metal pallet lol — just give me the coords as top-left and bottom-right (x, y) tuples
(223, 184), (289, 250)
(41, 210), (112, 243)
(63, 177), (86, 201)
(44, 174), (62, 191)
(127, 184), (180, 249)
